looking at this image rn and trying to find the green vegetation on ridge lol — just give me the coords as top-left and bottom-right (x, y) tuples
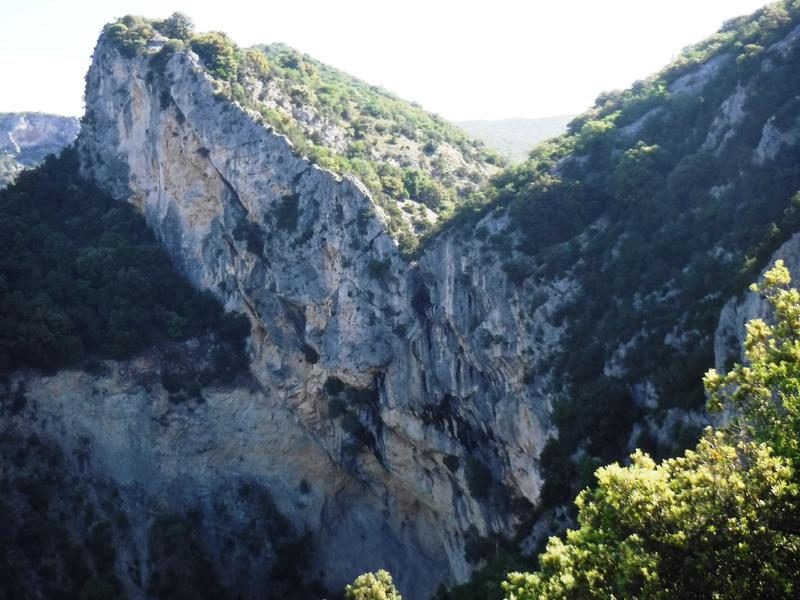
(103, 13), (503, 256)
(237, 40), (503, 255)
(426, 0), (800, 515)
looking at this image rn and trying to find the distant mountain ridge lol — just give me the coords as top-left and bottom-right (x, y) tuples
(457, 115), (574, 162)
(0, 112), (80, 186)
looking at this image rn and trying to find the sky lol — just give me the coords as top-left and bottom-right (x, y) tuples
(0, 0), (772, 121)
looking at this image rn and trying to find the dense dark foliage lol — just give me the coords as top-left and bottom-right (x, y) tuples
(0, 431), (128, 600)
(432, 551), (533, 600)
(146, 514), (231, 600)
(0, 148), (248, 375)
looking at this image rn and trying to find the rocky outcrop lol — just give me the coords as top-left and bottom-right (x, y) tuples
(17, 10), (800, 599)
(0, 112), (79, 163)
(0, 112), (80, 186)
(753, 114), (800, 164)
(715, 232), (800, 372)
(668, 53), (733, 95)
(32, 31), (565, 599)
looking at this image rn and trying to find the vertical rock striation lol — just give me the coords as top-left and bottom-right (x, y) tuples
(63, 31), (557, 598)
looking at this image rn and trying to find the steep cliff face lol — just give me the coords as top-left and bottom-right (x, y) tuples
(0, 112), (80, 186)
(440, 5), (800, 517)
(11, 4), (800, 598)
(62, 31), (552, 598)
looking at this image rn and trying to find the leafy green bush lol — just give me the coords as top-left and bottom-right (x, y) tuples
(505, 436), (800, 599)
(104, 16), (154, 58)
(345, 570), (402, 600)
(190, 32), (241, 81)
(153, 12), (194, 41)
(402, 169), (453, 210)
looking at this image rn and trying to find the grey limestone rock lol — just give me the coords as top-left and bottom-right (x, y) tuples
(47, 32), (563, 599)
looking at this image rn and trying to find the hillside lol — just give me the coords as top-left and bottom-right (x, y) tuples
(253, 43), (504, 188)
(4, 4), (800, 600)
(0, 112), (79, 187)
(247, 42), (505, 251)
(457, 116), (574, 162)
(99, 15), (502, 254)
(429, 1), (800, 595)
(438, 0), (800, 514)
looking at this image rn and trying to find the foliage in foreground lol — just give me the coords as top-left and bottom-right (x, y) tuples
(345, 569), (403, 600)
(504, 261), (800, 599)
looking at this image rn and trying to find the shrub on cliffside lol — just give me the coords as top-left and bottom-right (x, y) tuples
(103, 15), (154, 58)
(153, 12), (195, 41)
(190, 32), (241, 81)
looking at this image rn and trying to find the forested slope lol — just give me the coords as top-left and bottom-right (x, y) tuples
(432, 0), (800, 510)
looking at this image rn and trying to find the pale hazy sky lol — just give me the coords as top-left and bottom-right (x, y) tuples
(0, 0), (771, 121)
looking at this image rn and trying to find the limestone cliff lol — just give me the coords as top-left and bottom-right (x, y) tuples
(35, 27), (557, 599)
(10, 5), (800, 598)
(0, 112), (80, 186)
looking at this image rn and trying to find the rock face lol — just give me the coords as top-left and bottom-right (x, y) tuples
(715, 232), (800, 372)
(16, 10), (800, 598)
(55, 32), (558, 599)
(0, 112), (80, 186)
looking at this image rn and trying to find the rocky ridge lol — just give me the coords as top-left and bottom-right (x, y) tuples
(7, 4), (800, 599)
(35, 26), (557, 599)
(0, 112), (80, 186)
